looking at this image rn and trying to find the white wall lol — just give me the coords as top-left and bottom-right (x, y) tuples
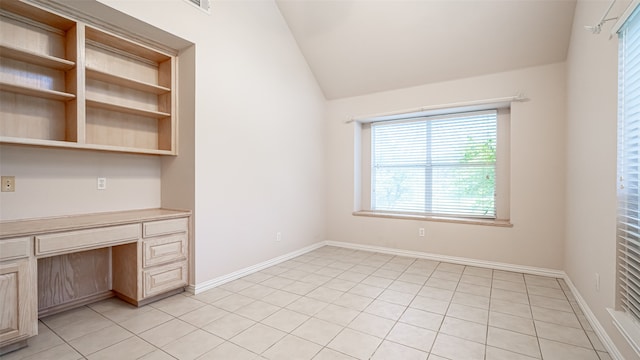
(0, 145), (161, 220)
(565, 1), (638, 359)
(326, 62), (567, 270)
(93, 0), (327, 284)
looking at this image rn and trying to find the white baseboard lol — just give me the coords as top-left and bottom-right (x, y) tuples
(563, 276), (625, 360)
(324, 240), (565, 278)
(187, 242), (325, 294)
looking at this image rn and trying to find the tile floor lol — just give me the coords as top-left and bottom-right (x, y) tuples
(3, 246), (611, 360)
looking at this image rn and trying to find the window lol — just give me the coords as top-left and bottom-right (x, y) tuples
(371, 111), (497, 218)
(616, 3), (640, 335)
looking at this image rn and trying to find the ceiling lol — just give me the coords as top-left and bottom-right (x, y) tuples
(276, 0), (577, 100)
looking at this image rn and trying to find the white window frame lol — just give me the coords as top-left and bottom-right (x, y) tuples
(352, 100), (511, 226)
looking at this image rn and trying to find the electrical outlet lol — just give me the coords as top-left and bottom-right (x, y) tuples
(97, 177), (107, 190)
(1, 176), (15, 192)
(419, 228), (425, 237)
(276, 232), (282, 242)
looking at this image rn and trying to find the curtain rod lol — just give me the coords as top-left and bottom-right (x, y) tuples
(345, 93), (527, 124)
(585, 0), (618, 34)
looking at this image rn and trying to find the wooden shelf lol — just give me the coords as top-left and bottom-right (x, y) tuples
(0, 137), (173, 156)
(86, 67), (169, 94)
(0, 44), (75, 70)
(86, 99), (170, 119)
(0, 81), (75, 101)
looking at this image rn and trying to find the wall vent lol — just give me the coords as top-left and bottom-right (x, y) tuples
(184, 0), (211, 14)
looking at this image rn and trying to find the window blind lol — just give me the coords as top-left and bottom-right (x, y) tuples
(371, 110), (497, 218)
(617, 6), (640, 324)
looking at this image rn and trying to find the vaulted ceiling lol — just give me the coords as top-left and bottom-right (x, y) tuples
(276, 0), (577, 99)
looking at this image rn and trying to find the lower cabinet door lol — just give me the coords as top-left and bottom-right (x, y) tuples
(0, 258), (37, 346)
(142, 262), (187, 299)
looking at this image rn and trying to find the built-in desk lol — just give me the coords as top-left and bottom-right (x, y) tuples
(0, 208), (191, 353)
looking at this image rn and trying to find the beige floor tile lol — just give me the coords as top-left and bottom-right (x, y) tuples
(378, 289), (415, 306)
(162, 329), (224, 360)
(452, 292), (490, 310)
(68, 324), (133, 356)
(191, 287), (234, 304)
(418, 286), (454, 302)
(371, 340), (429, 360)
(485, 346), (539, 360)
(531, 306), (581, 328)
(316, 267), (345, 278)
(534, 321), (592, 348)
(262, 276), (296, 289)
(202, 312), (256, 339)
(87, 336), (155, 360)
(399, 307), (444, 331)
(315, 304), (360, 326)
(456, 282), (491, 297)
(492, 270), (524, 283)
(526, 285), (566, 299)
(524, 275), (560, 289)
(361, 275), (394, 288)
(312, 348), (358, 359)
(230, 323), (286, 354)
(492, 279), (527, 293)
(50, 314), (113, 342)
(463, 266), (493, 279)
(348, 312), (395, 338)
(301, 273), (332, 286)
(337, 271), (368, 283)
(239, 283), (278, 299)
(41, 306), (97, 330)
(386, 322), (437, 352)
(425, 277), (459, 291)
(439, 316), (487, 344)
(428, 354), (449, 360)
(490, 288), (530, 305)
(20, 343), (81, 360)
(1, 322), (64, 360)
(327, 261), (355, 271)
(286, 297), (330, 316)
(539, 338), (599, 360)
(242, 271), (275, 283)
(235, 300), (281, 321)
(459, 274), (492, 287)
(199, 341), (259, 360)
(490, 299), (532, 319)
(179, 304), (229, 327)
(327, 328), (383, 360)
(332, 292), (373, 311)
(280, 269), (313, 281)
(150, 294), (206, 317)
(219, 279), (255, 292)
(139, 318), (197, 347)
(118, 308), (173, 334)
(212, 293), (256, 312)
(446, 303), (488, 324)
(351, 264), (378, 275)
(137, 349), (175, 360)
(324, 278), (358, 292)
(262, 289), (302, 307)
(430, 333), (485, 360)
(262, 308), (310, 332)
(364, 299), (406, 320)
(281, 281), (319, 295)
(292, 318), (344, 346)
(306, 286), (345, 303)
(487, 326), (541, 358)
(397, 273), (429, 285)
(348, 283), (385, 298)
(489, 311), (536, 336)
(262, 335), (323, 360)
(436, 263), (465, 274)
(529, 295), (573, 313)
(410, 295), (450, 315)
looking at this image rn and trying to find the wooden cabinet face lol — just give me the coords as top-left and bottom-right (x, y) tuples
(0, 267), (20, 342)
(0, 259), (36, 346)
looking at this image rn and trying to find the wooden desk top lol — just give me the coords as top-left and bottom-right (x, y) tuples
(0, 208), (191, 239)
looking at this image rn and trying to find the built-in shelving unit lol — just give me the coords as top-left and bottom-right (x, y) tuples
(0, 0), (178, 155)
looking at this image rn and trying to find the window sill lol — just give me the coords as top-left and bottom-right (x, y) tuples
(608, 308), (640, 357)
(352, 211), (513, 227)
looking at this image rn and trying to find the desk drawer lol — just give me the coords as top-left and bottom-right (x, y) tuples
(142, 234), (187, 268)
(143, 218), (188, 238)
(35, 224), (141, 257)
(0, 237), (31, 261)
(143, 261), (187, 298)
